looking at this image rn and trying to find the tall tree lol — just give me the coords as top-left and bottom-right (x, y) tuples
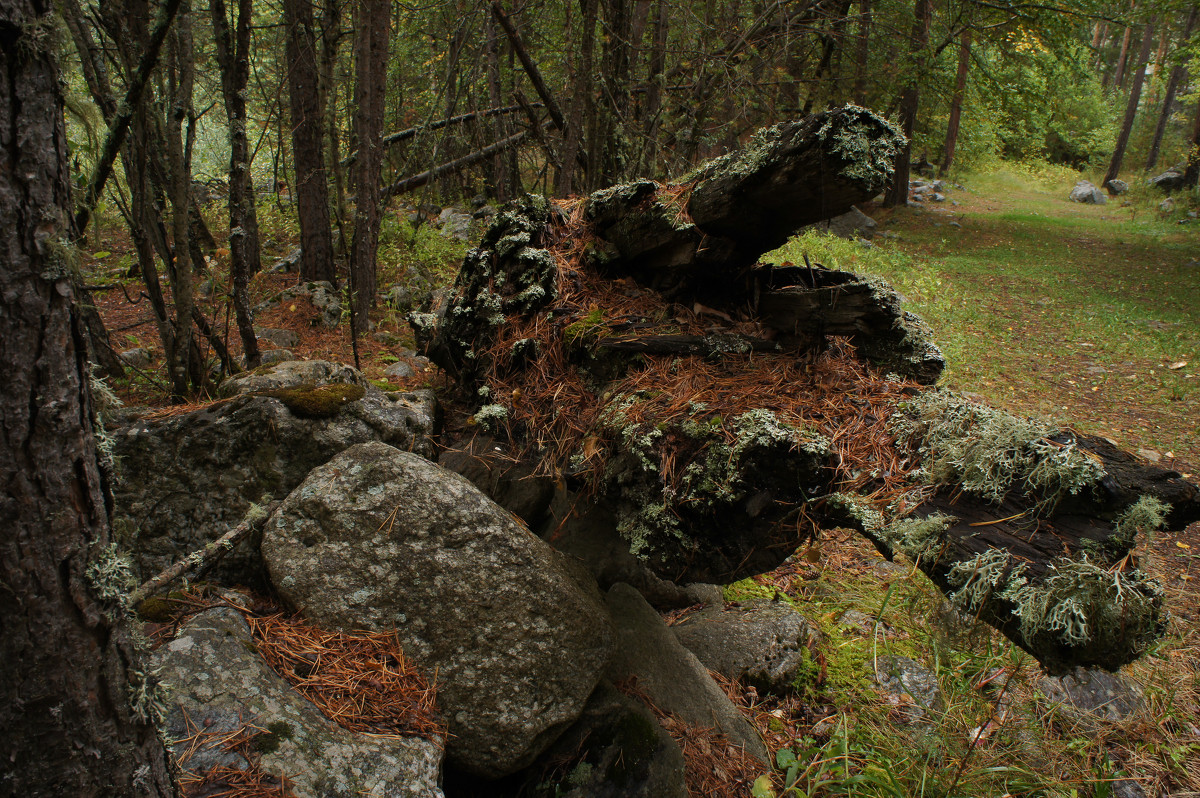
(940, 30), (972, 176)
(283, 0), (336, 283)
(210, 0), (262, 366)
(1146, 7), (1198, 170)
(1104, 15), (1156, 189)
(0, 0), (177, 792)
(164, 2), (201, 397)
(884, 0), (931, 207)
(350, 0), (389, 335)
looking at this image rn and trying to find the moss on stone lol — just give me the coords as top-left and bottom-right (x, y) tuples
(261, 382), (366, 418)
(602, 710), (660, 784)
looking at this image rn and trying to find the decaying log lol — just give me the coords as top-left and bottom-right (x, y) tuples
(414, 107), (1194, 673)
(582, 108), (906, 290)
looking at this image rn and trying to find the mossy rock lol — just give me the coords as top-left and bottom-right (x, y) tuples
(259, 383), (366, 418)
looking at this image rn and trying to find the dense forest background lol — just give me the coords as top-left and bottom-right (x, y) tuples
(59, 0), (1200, 400)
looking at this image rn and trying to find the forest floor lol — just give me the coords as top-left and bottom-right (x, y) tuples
(88, 168), (1200, 797)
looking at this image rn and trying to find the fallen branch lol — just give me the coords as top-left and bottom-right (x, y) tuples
(381, 128), (536, 201)
(128, 500), (280, 606)
(342, 103), (537, 166)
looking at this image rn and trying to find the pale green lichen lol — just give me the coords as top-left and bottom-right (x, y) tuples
(814, 105), (907, 190)
(472, 403), (508, 433)
(883, 512), (956, 566)
(1114, 496), (1170, 539)
(87, 542), (138, 605)
(891, 390), (1105, 510)
(946, 548), (1014, 614)
(1000, 554), (1164, 649)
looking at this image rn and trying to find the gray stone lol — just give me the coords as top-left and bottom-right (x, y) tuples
(219, 359), (367, 397)
(1149, 167), (1186, 191)
(835, 609), (884, 635)
(805, 206), (878, 240)
(1107, 179), (1129, 195)
(270, 247), (303, 273)
(262, 442), (614, 778)
(385, 360), (415, 378)
(604, 583), (769, 763)
(255, 326), (301, 349)
(1160, 197), (1176, 214)
(1112, 779), (1147, 798)
(671, 599), (819, 694)
(120, 347), (154, 370)
(871, 655), (944, 726)
(1037, 667), (1145, 730)
(257, 349), (295, 366)
(1070, 180), (1107, 204)
(534, 682), (687, 798)
(256, 281), (343, 328)
(437, 210), (475, 241)
(152, 608), (443, 798)
(112, 366), (437, 584)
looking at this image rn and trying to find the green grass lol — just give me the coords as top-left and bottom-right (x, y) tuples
(769, 169), (1200, 472)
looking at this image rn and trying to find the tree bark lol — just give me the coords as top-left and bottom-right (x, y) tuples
(1146, 7), (1197, 170)
(940, 30), (971, 176)
(555, 0), (599, 196)
(0, 1), (177, 791)
(852, 0), (872, 105)
(165, 3), (198, 398)
(883, 0), (930, 208)
(283, 0), (336, 283)
(210, 0), (262, 366)
(350, 0), (389, 334)
(1104, 16), (1156, 189)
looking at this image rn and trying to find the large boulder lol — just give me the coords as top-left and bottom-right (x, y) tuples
(1069, 180), (1106, 204)
(111, 362), (436, 584)
(671, 599), (820, 695)
(804, 205), (878, 240)
(262, 441), (615, 778)
(152, 607), (443, 798)
(604, 583), (769, 764)
(1148, 165), (1186, 192)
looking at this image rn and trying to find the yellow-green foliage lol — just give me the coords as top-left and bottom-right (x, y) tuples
(262, 383), (366, 418)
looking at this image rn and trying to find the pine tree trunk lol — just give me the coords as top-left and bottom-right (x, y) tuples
(940, 30), (971, 176)
(884, 0), (929, 207)
(555, 0), (598, 195)
(0, 1), (177, 791)
(284, 0), (336, 283)
(210, 0), (261, 366)
(1146, 7), (1197, 170)
(1104, 16), (1156, 189)
(165, 4), (198, 397)
(350, 0), (389, 334)
(852, 0), (872, 105)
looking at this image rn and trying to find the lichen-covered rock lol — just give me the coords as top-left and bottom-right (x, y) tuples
(604, 583), (769, 764)
(870, 655), (944, 726)
(262, 442), (614, 778)
(803, 205), (878, 240)
(1069, 180), (1107, 204)
(219, 358), (368, 397)
(671, 599), (820, 695)
(438, 434), (556, 527)
(151, 608), (443, 798)
(1036, 667), (1145, 731)
(111, 367), (436, 585)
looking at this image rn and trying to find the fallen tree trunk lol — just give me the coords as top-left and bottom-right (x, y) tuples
(414, 106), (1193, 673)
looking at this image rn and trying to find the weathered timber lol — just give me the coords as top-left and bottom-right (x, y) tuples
(829, 392), (1192, 673)
(597, 334), (780, 357)
(415, 110), (1192, 673)
(582, 107), (906, 288)
(752, 267), (943, 384)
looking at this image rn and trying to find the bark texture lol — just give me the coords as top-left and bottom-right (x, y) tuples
(0, 2), (176, 792)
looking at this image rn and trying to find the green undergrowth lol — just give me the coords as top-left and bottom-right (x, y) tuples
(738, 542), (1197, 797)
(768, 168), (1200, 469)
